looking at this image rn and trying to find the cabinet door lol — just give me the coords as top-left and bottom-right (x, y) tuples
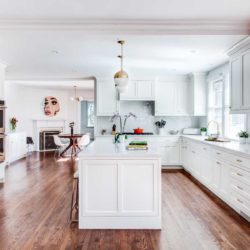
(242, 51), (250, 109)
(219, 161), (230, 200)
(200, 156), (213, 187)
(230, 57), (242, 111)
(160, 145), (180, 166)
(119, 81), (137, 100)
(137, 81), (154, 100)
(96, 80), (117, 116)
(212, 160), (221, 191)
(176, 81), (191, 115)
(155, 82), (176, 115)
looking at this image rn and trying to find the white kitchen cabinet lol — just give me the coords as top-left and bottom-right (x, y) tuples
(228, 37), (250, 113)
(7, 132), (27, 164)
(96, 79), (117, 116)
(120, 80), (155, 101)
(160, 144), (180, 166)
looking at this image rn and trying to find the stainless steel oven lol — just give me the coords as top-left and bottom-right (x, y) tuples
(0, 134), (5, 162)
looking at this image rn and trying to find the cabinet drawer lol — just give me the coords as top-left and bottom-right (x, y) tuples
(230, 178), (250, 201)
(228, 155), (250, 172)
(230, 190), (250, 217)
(212, 149), (231, 162)
(230, 165), (250, 187)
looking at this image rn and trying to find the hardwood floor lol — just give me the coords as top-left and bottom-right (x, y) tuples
(0, 152), (249, 250)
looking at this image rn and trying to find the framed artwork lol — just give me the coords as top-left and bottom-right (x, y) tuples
(44, 96), (60, 117)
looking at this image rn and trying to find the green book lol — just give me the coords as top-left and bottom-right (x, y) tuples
(129, 141), (148, 146)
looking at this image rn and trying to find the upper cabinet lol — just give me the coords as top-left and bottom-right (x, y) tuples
(96, 79), (118, 116)
(155, 75), (206, 116)
(120, 80), (155, 101)
(228, 37), (250, 113)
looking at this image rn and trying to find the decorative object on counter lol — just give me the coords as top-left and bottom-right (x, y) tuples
(101, 129), (107, 135)
(200, 127), (207, 136)
(114, 40), (129, 93)
(112, 124), (116, 135)
(155, 119), (166, 135)
(44, 96), (60, 117)
(133, 128), (144, 134)
(169, 130), (179, 135)
(110, 112), (137, 134)
(69, 122), (75, 136)
(238, 130), (248, 144)
(127, 141), (148, 150)
(10, 117), (18, 131)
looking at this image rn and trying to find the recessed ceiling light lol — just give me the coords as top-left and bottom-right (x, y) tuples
(51, 50), (59, 54)
(189, 50), (198, 54)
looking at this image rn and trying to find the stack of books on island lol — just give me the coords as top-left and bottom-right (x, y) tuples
(127, 141), (148, 150)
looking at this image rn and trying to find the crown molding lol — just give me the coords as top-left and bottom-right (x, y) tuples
(0, 19), (249, 35)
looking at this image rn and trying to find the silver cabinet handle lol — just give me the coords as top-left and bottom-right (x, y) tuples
(192, 150), (195, 153)
(237, 198), (243, 204)
(236, 159), (242, 163)
(237, 173), (243, 176)
(237, 186), (243, 190)
(203, 147), (207, 150)
(216, 152), (221, 155)
(216, 161), (221, 165)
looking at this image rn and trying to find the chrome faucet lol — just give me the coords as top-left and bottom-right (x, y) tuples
(207, 120), (220, 138)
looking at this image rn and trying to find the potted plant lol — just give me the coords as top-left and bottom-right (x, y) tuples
(10, 117), (18, 132)
(200, 127), (207, 136)
(155, 119), (166, 135)
(238, 130), (249, 144)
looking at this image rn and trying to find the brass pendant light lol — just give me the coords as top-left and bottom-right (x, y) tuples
(114, 40), (129, 93)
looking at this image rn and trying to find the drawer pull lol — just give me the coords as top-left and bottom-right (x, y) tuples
(237, 173), (243, 177)
(203, 147), (206, 150)
(236, 159), (242, 163)
(216, 152), (221, 155)
(237, 186), (243, 190)
(192, 150), (195, 154)
(216, 161), (221, 165)
(237, 198), (243, 204)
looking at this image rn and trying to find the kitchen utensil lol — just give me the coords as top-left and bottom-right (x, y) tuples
(133, 128), (144, 134)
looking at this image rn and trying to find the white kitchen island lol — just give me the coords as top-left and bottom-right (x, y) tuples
(77, 140), (161, 229)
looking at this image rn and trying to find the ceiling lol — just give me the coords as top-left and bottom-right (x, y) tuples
(0, 0), (249, 81)
(0, 32), (246, 79)
(0, 0), (250, 21)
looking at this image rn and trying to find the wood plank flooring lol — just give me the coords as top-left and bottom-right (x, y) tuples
(0, 152), (249, 250)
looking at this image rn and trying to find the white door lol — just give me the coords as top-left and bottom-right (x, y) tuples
(230, 57), (242, 111)
(155, 82), (176, 116)
(96, 80), (117, 116)
(242, 50), (250, 109)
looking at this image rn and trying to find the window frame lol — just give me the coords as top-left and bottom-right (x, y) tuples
(208, 75), (247, 140)
(86, 101), (95, 128)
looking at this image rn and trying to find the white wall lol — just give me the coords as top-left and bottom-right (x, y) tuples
(0, 64), (6, 99)
(5, 83), (94, 139)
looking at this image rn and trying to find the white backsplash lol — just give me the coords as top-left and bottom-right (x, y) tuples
(96, 101), (202, 135)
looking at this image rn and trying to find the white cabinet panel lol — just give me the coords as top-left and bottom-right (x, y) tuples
(242, 50), (250, 109)
(120, 81), (154, 100)
(85, 162), (118, 212)
(121, 162), (155, 211)
(177, 81), (191, 115)
(155, 82), (176, 116)
(230, 57), (242, 111)
(96, 80), (117, 116)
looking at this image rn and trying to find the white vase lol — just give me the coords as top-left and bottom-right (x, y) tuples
(158, 128), (165, 135)
(239, 137), (246, 144)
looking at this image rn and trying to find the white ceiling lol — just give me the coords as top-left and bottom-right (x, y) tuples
(0, 0), (248, 81)
(0, 0), (249, 21)
(0, 32), (246, 79)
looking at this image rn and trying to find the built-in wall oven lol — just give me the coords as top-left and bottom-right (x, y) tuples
(0, 100), (6, 163)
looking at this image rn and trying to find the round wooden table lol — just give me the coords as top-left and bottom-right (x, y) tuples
(58, 134), (84, 157)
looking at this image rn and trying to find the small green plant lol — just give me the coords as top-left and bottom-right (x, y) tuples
(200, 127), (207, 132)
(238, 130), (249, 138)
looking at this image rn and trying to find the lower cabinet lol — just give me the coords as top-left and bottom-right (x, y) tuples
(182, 137), (250, 221)
(7, 132), (27, 164)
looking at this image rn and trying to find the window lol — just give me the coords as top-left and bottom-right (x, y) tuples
(87, 102), (95, 127)
(208, 76), (246, 140)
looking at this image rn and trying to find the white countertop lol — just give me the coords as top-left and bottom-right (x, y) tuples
(183, 135), (250, 158)
(78, 140), (161, 159)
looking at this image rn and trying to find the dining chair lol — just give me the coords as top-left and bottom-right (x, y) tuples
(53, 135), (68, 157)
(77, 134), (90, 150)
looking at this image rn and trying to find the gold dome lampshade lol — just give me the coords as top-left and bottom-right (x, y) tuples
(114, 40), (129, 93)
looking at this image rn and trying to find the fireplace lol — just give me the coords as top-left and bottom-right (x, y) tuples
(39, 129), (62, 151)
(0, 134), (5, 162)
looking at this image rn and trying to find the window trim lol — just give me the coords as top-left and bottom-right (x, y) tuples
(86, 101), (95, 128)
